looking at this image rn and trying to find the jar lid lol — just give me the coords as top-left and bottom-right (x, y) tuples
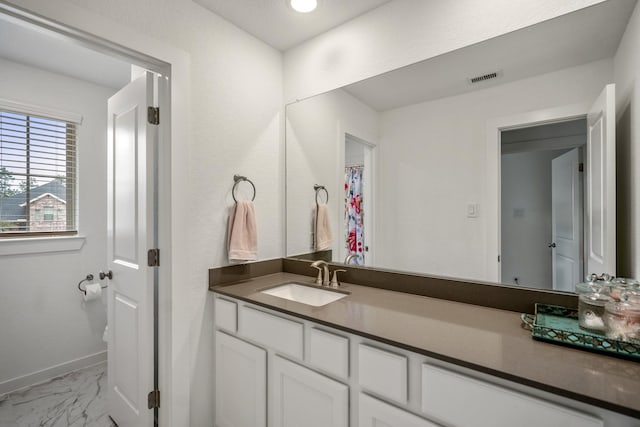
(605, 298), (640, 314)
(611, 277), (640, 285)
(580, 293), (612, 304)
(576, 281), (605, 294)
(609, 280), (640, 301)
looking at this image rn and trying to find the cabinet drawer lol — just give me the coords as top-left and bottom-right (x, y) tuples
(214, 297), (237, 332)
(358, 344), (407, 404)
(308, 327), (349, 378)
(359, 393), (439, 427)
(421, 364), (603, 427)
(239, 305), (303, 359)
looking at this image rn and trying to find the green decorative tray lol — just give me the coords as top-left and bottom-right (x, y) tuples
(521, 303), (640, 361)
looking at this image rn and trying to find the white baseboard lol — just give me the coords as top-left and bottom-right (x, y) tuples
(0, 350), (107, 395)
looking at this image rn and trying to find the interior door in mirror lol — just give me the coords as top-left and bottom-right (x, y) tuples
(586, 84), (616, 278)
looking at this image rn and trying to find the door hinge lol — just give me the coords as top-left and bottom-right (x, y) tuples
(148, 248), (160, 267)
(148, 389), (160, 409)
(579, 162), (584, 172)
(498, 255), (501, 262)
(147, 106), (159, 125)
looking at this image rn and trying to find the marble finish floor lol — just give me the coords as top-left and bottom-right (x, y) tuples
(0, 362), (116, 427)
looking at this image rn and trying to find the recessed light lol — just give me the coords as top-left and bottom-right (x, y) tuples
(290, 0), (317, 13)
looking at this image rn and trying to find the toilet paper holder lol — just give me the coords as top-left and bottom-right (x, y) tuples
(77, 274), (108, 295)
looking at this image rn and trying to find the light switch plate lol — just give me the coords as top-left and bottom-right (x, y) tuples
(467, 203), (478, 218)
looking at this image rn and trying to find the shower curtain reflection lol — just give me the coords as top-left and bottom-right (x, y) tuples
(345, 165), (364, 265)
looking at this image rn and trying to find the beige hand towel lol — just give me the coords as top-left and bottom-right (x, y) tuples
(228, 200), (258, 262)
(315, 203), (332, 251)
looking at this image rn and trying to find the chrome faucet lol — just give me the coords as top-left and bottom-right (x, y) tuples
(310, 260), (330, 286)
(344, 253), (359, 265)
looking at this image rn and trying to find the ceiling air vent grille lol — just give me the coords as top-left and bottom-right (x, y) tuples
(468, 70), (502, 84)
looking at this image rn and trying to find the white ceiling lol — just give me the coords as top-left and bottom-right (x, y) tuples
(0, 0), (390, 87)
(343, 0), (637, 112)
(0, 0), (634, 110)
(193, 0), (391, 51)
(0, 17), (131, 90)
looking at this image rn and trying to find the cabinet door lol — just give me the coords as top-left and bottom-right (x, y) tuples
(215, 331), (266, 427)
(272, 355), (348, 427)
(359, 393), (439, 427)
(421, 364), (603, 427)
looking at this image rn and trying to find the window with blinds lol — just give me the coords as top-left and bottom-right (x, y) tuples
(0, 109), (77, 236)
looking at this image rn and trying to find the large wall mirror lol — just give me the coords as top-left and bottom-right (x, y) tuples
(285, 0), (637, 292)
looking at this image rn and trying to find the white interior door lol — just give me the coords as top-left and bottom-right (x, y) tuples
(586, 84), (616, 278)
(551, 148), (581, 291)
(107, 72), (157, 427)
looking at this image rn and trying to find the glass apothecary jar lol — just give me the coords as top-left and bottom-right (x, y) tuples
(608, 277), (640, 301)
(604, 294), (640, 343)
(576, 281), (612, 333)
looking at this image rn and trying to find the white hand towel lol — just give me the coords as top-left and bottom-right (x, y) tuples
(228, 200), (258, 262)
(315, 203), (332, 251)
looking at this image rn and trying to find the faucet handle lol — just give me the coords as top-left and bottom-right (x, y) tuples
(330, 269), (347, 288)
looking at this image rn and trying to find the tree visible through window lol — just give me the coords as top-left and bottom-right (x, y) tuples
(0, 109), (77, 235)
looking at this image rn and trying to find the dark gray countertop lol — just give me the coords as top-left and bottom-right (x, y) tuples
(211, 272), (640, 419)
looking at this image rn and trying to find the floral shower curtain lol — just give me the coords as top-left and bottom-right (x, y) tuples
(345, 166), (364, 265)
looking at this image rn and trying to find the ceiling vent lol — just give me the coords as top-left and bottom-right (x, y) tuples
(468, 70), (503, 84)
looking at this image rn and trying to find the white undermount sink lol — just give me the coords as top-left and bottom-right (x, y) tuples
(260, 283), (348, 307)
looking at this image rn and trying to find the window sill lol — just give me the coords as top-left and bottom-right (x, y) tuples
(0, 235), (86, 256)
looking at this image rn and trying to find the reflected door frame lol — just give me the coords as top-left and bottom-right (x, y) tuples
(337, 122), (377, 266)
(486, 103), (590, 283)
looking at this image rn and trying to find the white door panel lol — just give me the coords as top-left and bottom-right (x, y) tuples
(107, 72), (156, 427)
(586, 84), (616, 277)
(113, 294), (139, 411)
(113, 107), (138, 264)
(551, 148), (581, 291)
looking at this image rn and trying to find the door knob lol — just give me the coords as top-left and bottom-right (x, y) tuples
(548, 243), (556, 248)
(99, 270), (113, 280)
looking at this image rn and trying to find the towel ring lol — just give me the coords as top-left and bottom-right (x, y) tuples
(232, 174), (256, 202)
(314, 184), (328, 205)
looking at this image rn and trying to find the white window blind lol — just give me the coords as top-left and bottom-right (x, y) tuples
(0, 108), (77, 236)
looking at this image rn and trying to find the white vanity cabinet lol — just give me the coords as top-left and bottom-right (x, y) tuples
(272, 355), (349, 427)
(213, 293), (635, 427)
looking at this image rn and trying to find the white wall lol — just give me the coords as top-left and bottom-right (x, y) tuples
(286, 89), (378, 257)
(614, 1), (640, 278)
(283, 0), (605, 102)
(501, 149), (571, 289)
(345, 138), (365, 167)
(6, 1), (283, 425)
(376, 59), (613, 282)
(0, 58), (115, 391)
